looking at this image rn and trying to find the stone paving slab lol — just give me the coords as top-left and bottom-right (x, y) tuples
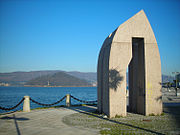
(0, 106), (99, 135)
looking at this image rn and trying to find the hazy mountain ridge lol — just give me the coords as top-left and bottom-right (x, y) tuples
(0, 70), (174, 86)
(161, 74), (174, 83)
(25, 71), (91, 87)
(0, 70), (61, 82)
(0, 70), (96, 86)
(66, 71), (97, 83)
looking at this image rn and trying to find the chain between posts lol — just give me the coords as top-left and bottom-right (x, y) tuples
(30, 96), (66, 106)
(70, 95), (97, 104)
(0, 95), (97, 112)
(0, 98), (25, 111)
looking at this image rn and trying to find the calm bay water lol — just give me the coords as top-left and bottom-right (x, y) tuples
(0, 87), (97, 113)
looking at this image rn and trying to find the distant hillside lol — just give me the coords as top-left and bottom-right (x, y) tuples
(66, 71), (97, 83)
(126, 74), (174, 85)
(25, 71), (91, 87)
(0, 70), (61, 86)
(162, 75), (174, 83)
(0, 70), (175, 86)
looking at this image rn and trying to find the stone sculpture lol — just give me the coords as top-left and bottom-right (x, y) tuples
(97, 10), (162, 117)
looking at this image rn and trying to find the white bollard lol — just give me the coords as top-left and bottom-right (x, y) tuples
(23, 96), (30, 112)
(66, 94), (71, 107)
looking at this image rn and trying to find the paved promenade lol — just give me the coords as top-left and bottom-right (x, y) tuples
(0, 106), (99, 135)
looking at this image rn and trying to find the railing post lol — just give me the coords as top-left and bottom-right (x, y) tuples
(66, 94), (71, 107)
(23, 96), (30, 112)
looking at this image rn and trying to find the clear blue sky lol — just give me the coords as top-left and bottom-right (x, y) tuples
(0, 0), (180, 75)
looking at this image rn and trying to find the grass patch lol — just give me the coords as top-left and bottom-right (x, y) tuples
(31, 105), (65, 110)
(115, 115), (124, 118)
(148, 113), (165, 116)
(148, 113), (155, 116)
(63, 106), (180, 135)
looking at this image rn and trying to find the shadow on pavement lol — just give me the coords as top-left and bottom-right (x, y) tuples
(0, 114), (29, 121)
(0, 114), (29, 135)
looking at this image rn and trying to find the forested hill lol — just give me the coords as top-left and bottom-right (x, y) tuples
(25, 72), (91, 87)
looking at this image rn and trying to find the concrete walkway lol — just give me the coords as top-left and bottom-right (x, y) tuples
(0, 106), (99, 135)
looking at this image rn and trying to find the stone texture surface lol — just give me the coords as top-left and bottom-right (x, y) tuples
(97, 10), (162, 117)
(66, 94), (71, 107)
(23, 96), (30, 112)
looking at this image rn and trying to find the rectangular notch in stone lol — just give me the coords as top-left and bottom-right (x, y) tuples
(129, 37), (145, 115)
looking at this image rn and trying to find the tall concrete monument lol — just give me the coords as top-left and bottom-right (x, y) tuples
(97, 10), (162, 118)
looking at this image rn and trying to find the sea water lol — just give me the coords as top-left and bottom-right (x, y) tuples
(0, 87), (97, 113)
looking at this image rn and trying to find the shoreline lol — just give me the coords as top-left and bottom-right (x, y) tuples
(0, 85), (97, 88)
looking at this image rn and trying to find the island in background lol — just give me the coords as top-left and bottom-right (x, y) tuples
(0, 70), (175, 87)
(0, 70), (97, 87)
